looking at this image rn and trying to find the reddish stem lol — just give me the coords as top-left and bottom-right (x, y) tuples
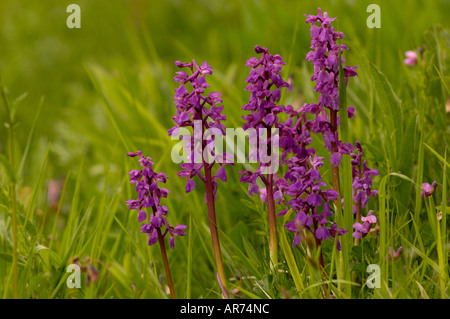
(152, 207), (176, 299)
(198, 100), (229, 299)
(157, 229), (177, 299)
(203, 164), (229, 298)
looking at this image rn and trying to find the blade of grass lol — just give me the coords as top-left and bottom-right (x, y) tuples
(60, 155), (84, 252)
(279, 210), (304, 298)
(436, 149), (448, 297)
(17, 96), (45, 182)
(424, 143), (450, 170)
(84, 64), (135, 152)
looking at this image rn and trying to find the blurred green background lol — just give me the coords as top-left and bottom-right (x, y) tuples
(0, 0), (448, 178)
(0, 0), (448, 298)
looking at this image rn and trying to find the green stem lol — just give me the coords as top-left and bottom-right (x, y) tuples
(1, 83), (18, 299)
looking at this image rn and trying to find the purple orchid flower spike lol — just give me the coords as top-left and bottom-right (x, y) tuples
(127, 151), (187, 249)
(239, 45), (290, 268)
(275, 106), (347, 256)
(126, 151), (187, 249)
(169, 59), (232, 197)
(126, 151), (187, 299)
(276, 8), (379, 277)
(303, 7), (358, 166)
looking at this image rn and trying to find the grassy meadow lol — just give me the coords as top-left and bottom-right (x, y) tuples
(0, 0), (449, 299)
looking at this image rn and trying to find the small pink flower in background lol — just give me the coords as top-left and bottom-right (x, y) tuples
(404, 50), (418, 66)
(352, 210), (377, 240)
(387, 246), (404, 262)
(421, 181), (437, 198)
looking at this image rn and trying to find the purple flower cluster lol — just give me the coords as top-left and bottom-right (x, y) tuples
(237, 45), (348, 249)
(239, 45), (288, 195)
(352, 210), (377, 240)
(168, 60), (231, 200)
(275, 111), (347, 249)
(126, 151), (187, 249)
(276, 9), (362, 250)
(242, 45), (289, 131)
(302, 8), (358, 167)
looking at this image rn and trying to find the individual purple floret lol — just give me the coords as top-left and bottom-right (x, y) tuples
(352, 210), (377, 240)
(126, 151), (187, 249)
(421, 182), (437, 198)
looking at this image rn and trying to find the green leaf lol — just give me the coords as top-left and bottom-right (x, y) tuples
(220, 229), (262, 279)
(279, 217), (304, 297)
